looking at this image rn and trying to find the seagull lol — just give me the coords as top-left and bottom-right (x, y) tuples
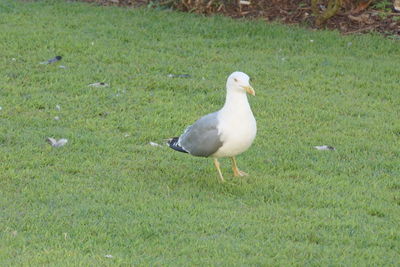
(167, 71), (257, 182)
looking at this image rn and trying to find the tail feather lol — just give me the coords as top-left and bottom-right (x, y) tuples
(167, 137), (188, 154)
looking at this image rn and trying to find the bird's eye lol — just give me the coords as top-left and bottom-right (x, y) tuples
(234, 78), (238, 82)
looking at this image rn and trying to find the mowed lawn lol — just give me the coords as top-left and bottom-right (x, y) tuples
(1, 0), (399, 265)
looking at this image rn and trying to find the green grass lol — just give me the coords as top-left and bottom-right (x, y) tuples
(1, 0), (400, 265)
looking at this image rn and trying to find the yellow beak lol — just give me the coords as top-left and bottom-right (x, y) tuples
(243, 85), (255, 96)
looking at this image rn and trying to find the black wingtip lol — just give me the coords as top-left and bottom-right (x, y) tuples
(167, 137), (188, 154)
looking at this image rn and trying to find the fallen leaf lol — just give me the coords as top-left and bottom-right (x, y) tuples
(351, 0), (373, 14)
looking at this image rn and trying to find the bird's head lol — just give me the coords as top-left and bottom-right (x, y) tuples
(226, 71), (255, 96)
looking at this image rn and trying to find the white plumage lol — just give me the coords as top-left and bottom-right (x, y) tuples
(212, 72), (257, 158)
(168, 71), (257, 182)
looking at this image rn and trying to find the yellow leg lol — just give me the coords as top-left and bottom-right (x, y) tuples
(213, 158), (225, 182)
(231, 157), (248, 177)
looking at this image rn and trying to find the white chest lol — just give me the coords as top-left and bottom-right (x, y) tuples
(212, 108), (257, 158)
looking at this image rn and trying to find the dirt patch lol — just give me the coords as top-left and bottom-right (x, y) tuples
(80, 0), (400, 37)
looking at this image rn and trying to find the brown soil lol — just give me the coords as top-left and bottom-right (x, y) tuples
(81, 0), (400, 37)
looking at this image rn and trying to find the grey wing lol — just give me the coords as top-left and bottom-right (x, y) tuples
(179, 112), (223, 157)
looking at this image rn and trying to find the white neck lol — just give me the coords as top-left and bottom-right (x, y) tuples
(221, 89), (251, 112)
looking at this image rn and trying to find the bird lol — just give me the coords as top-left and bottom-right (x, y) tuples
(167, 71), (257, 182)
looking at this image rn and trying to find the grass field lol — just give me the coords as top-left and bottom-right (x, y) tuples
(1, 0), (399, 265)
